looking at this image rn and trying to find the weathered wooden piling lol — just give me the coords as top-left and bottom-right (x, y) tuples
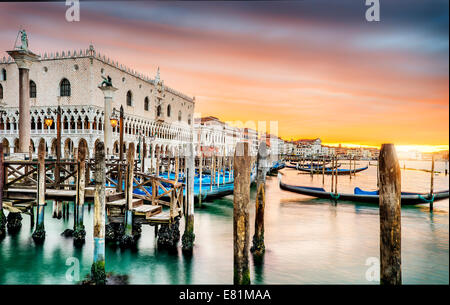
(429, 154), (435, 212)
(0, 143), (5, 240)
(210, 154), (214, 191)
(73, 144), (87, 246)
(334, 155), (338, 203)
(233, 142), (251, 285)
(32, 139), (46, 243)
(198, 154), (203, 208)
(120, 143), (136, 248)
(182, 143), (195, 252)
(251, 141), (268, 256)
(92, 141), (106, 285)
(349, 156), (352, 180)
(330, 156), (335, 193)
(322, 155), (325, 185)
(378, 143), (402, 285)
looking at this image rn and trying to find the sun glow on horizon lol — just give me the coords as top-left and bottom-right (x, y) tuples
(321, 143), (449, 153)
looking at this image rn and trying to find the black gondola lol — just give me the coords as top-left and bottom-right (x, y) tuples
(278, 174), (449, 205)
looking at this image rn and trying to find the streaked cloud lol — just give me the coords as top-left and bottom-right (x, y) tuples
(0, 0), (447, 147)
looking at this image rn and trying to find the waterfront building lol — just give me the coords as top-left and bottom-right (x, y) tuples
(0, 41), (195, 170)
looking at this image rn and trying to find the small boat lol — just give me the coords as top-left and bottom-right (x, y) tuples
(268, 161), (285, 175)
(297, 165), (367, 175)
(278, 174), (449, 205)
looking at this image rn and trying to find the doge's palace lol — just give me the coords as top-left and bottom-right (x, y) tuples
(0, 37), (195, 169)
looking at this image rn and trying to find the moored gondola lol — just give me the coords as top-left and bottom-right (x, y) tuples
(278, 174), (449, 205)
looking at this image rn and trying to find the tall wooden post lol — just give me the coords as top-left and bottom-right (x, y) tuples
(233, 142), (251, 285)
(182, 143), (195, 252)
(54, 106), (62, 218)
(117, 105), (124, 192)
(334, 156), (338, 202)
(156, 147), (160, 177)
(142, 136), (146, 173)
(92, 141), (106, 285)
(175, 152), (179, 181)
(121, 143), (135, 248)
(210, 154), (214, 191)
(199, 153), (203, 208)
(322, 155), (325, 185)
(251, 141), (267, 256)
(349, 156), (352, 180)
(32, 140), (46, 243)
(378, 143), (402, 285)
(429, 154), (435, 212)
(73, 144), (87, 246)
(331, 156), (335, 193)
(0, 143), (5, 240)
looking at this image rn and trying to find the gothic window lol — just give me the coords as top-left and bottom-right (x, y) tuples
(0, 84), (3, 99)
(30, 80), (37, 98)
(188, 114), (192, 125)
(60, 78), (71, 97)
(1, 69), (6, 81)
(178, 111), (182, 122)
(167, 104), (171, 117)
(157, 105), (162, 117)
(144, 97), (149, 111)
(126, 90), (132, 106)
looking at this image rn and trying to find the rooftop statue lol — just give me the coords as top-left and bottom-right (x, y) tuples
(15, 29), (29, 51)
(100, 75), (113, 87)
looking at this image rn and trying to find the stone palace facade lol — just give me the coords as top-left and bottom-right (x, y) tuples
(0, 43), (195, 168)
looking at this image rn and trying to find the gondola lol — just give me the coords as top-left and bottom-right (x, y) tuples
(278, 174), (449, 205)
(297, 165), (367, 175)
(268, 161), (285, 175)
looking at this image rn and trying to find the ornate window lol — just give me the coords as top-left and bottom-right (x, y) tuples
(0, 84), (3, 99)
(126, 90), (132, 106)
(29, 80), (36, 98)
(157, 105), (162, 117)
(167, 104), (171, 117)
(1, 69), (6, 81)
(178, 110), (182, 122)
(60, 78), (71, 97)
(144, 97), (149, 111)
(188, 114), (192, 125)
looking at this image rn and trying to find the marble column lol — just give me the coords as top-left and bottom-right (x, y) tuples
(98, 85), (117, 157)
(7, 50), (39, 153)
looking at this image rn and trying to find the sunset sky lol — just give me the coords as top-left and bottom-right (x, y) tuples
(0, 1), (448, 151)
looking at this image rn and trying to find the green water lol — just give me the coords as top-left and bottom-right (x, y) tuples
(0, 160), (448, 284)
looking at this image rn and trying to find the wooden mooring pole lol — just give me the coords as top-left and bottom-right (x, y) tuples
(330, 156), (335, 193)
(251, 141), (267, 256)
(198, 153), (202, 208)
(92, 141), (106, 285)
(378, 143), (402, 285)
(233, 142), (251, 285)
(322, 154), (325, 185)
(429, 154), (434, 212)
(32, 139), (46, 243)
(121, 143), (135, 248)
(0, 143), (5, 240)
(73, 144), (87, 246)
(182, 143), (195, 252)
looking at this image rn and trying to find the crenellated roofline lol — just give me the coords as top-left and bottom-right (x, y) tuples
(1, 45), (195, 104)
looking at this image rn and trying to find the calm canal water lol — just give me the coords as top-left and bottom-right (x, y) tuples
(0, 160), (448, 284)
